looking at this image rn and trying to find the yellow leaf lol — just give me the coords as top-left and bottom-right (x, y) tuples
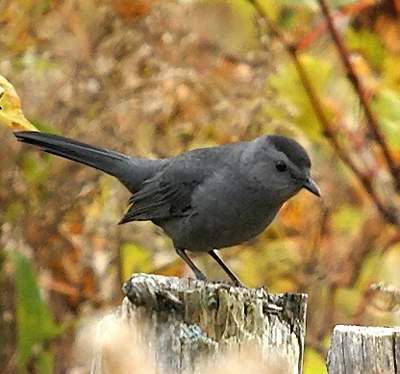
(0, 75), (38, 132)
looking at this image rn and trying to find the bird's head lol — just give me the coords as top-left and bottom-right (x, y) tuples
(246, 135), (320, 204)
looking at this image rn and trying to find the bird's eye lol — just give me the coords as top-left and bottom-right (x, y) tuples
(275, 161), (287, 172)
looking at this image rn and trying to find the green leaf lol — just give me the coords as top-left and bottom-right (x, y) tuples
(372, 89), (400, 151)
(120, 243), (152, 281)
(303, 347), (327, 374)
(31, 119), (57, 134)
(331, 204), (364, 233)
(21, 154), (52, 186)
(277, 0), (357, 8)
(35, 351), (54, 374)
(382, 56), (400, 91)
(9, 251), (62, 369)
(355, 252), (381, 289)
(346, 28), (386, 69)
(268, 54), (333, 141)
(335, 287), (362, 316)
(4, 201), (24, 222)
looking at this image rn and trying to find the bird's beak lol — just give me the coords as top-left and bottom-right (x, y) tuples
(302, 178), (321, 197)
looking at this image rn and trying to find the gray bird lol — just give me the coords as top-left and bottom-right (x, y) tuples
(15, 131), (320, 286)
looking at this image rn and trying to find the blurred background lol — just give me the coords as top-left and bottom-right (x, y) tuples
(1, 0), (400, 372)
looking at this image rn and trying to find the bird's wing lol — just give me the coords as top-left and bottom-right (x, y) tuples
(118, 161), (206, 223)
(118, 143), (241, 224)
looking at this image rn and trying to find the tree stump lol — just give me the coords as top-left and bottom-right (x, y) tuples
(90, 274), (307, 374)
(327, 325), (400, 374)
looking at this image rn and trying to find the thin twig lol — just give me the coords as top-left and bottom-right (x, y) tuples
(297, 0), (374, 51)
(317, 0), (400, 191)
(246, 0), (398, 224)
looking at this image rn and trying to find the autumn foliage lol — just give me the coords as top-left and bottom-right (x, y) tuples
(1, 0), (400, 373)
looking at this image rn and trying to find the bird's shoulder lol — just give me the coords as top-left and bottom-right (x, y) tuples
(159, 141), (245, 181)
(120, 144), (242, 223)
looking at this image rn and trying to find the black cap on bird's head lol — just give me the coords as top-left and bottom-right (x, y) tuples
(267, 135), (320, 197)
(246, 134), (320, 201)
(268, 135), (311, 170)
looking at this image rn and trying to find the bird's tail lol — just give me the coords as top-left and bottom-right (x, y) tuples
(14, 131), (155, 192)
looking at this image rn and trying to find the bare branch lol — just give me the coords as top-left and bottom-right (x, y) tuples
(317, 0), (400, 192)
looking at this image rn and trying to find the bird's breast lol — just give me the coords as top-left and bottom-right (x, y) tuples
(164, 184), (280, 251)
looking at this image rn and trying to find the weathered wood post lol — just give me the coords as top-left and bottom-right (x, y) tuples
(327, 325), (400, 374)
(90, 273), (307, 373)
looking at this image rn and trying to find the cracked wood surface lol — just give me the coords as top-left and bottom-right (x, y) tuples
(91, 273), (307, 374)
(327, 325), (400, 374)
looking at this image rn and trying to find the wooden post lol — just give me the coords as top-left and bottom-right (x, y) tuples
(90, 274), (307, 374)
(327, 325), (400, 374)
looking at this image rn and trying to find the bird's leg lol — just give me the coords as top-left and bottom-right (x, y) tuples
(208, 250), (244, 287)
(175, 248), (207, 281)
